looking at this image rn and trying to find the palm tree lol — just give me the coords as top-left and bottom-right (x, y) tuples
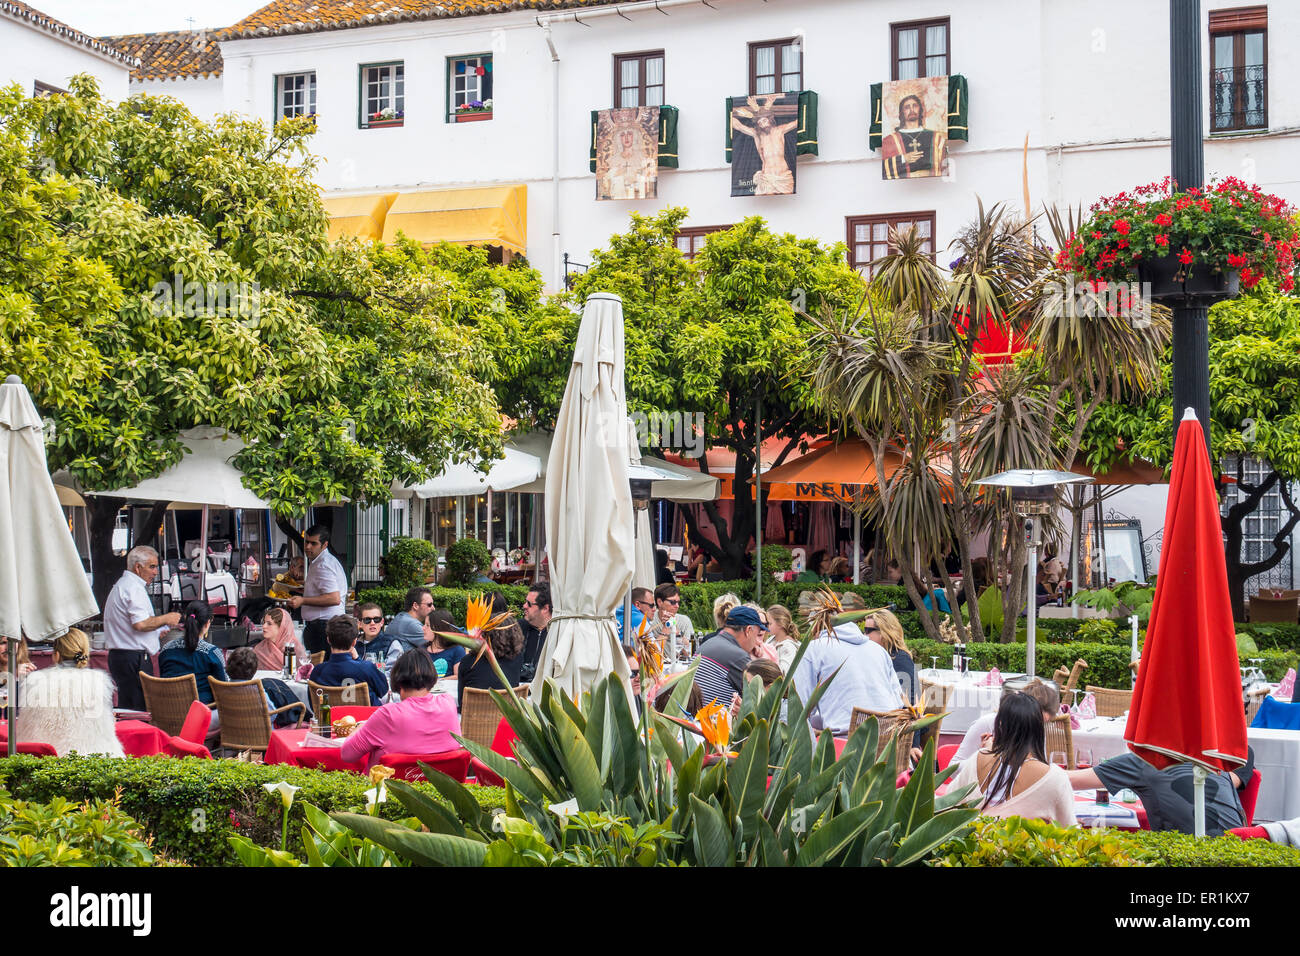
(805, 202), (1169, 643)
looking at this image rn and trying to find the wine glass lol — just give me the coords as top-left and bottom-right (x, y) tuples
(1049, 750), (1068, 772)
(929, 656), (940, 673)
(1076, 747), (1094, 771)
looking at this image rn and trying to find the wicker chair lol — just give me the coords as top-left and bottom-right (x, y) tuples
(1052, 659), (1089, 706)
(848, 708), (915, 776)
(1248, 594), (1300, 624)
(460, 685), (529, 749)
(1043, 713), (1076, 769)
(919, 676), (953, 712)
(310, 651), (326, 665)
(1085, 684), (1132, 717)
(139, 672), (204, 737)
(1246, 685), (1271, 725)
(307, 680), (372, 708)
(209, 677), (305, 756)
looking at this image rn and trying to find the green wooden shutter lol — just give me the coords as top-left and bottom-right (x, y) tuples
(869, 82), (883, 150)
(589, 109), (598, 173)
(948, 74), (969, 142)
(796, 90), (818, 156)
(657, 105), (679, 168)
(724, 95), (735, 163)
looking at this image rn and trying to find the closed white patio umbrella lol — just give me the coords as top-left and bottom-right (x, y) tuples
(531, 293), (635, 699)
(0, 376), (99, 754)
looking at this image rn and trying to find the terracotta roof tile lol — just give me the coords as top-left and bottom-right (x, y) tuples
(102, 30), (224, 81)
(0, 1), (139, 67)
(226, 0), (624, 39)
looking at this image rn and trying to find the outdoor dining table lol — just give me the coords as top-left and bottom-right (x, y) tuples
(918, 669), (1026, 734)
(253, 670), (311, 708)
(265, 727), (367, 773)
(0, 718), (172, 757)
(1070, 715), (1300, 824)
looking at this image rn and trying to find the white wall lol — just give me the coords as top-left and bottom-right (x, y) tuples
(0, 16), (130, 101)
(134, 76), (225, 121)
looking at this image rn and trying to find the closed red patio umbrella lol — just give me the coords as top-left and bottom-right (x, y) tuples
(1125, 408), (1248, 836)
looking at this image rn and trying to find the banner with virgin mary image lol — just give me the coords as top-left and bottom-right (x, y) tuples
(729, 93), (799, 197)
(595, 107), (660, 200)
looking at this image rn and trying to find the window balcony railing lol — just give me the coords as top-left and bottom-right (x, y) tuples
(1212, 64), (1267, 132)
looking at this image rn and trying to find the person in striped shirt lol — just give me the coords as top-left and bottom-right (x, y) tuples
(693, 606), (768, 708)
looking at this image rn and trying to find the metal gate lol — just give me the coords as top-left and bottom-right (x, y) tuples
(1220, 456), (1295, 592)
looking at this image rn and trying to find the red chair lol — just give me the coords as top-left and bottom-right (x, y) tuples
(1240, 770), (1262, 826)
(1227, 825), (1270, 840)
(14, 741), (58, 757)
(332, 706), (379, 723)
(468, 718), (520, 787)
(166, 737), (212, 759)
(381, 749), (472, 783)
(178, 700), (213, 745)
(937, 744), (959, 770)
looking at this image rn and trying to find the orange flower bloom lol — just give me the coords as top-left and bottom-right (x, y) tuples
(695, 702), (732, 755)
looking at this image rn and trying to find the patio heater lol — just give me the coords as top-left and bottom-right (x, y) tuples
(975, 470), (1093, 677)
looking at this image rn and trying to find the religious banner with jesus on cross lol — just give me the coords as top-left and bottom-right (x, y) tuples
(729, 93), (799, 197)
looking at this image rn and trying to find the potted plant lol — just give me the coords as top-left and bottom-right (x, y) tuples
(1057, 175), (1299, 303)
(455, 98), (492, 123)
(366, 106), (404, 128)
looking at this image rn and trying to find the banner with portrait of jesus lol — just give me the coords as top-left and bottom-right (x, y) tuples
(729, 93), (799, 197)
(595, 106), (660, 200)
(878, 76), (950, 180)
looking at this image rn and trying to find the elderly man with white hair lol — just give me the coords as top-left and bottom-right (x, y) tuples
(103, 545), (180, 711)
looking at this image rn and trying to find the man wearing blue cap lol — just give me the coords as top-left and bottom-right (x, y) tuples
(694, 606), (767, 708)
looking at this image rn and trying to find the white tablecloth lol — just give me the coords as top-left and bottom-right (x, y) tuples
(918, 669), (1024, 734)
(167, 570), (239, 607)
(253, 670), (311, 707)
(1071, 716), (1300, 824)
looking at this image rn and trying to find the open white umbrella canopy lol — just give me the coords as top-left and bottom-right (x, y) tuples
(0, 376), (98, 642)
(91, 426), (270, 510)
(394, 446), (543, 498)
(532, 293), (635, 699)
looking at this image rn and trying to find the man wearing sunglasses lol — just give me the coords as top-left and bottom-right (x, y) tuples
(649, 583), (695, 661)
(386, 587), (436, 661)
(355, 602), (398, 663)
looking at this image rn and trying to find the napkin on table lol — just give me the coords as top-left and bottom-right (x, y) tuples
(980, 668), (1002, 686)
(1277, 668), (1296, 700)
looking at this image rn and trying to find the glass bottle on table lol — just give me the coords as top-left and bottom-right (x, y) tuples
(317, 689), (331, 738)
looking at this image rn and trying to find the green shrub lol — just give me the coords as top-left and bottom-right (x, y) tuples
(0, 786), (157, 866)
(357, 584), (531, 619)
(1075, 619), (1121, 644)
(934, 816), (1150, 867)
(677, 580), (756, 631)
(1123, 829), (1300, 866)
(760, 544), (793, 578)
(380, 537), (438, 588)
(675, 580), (910, 633)
(0, 755), (506, 866)
(443, 538), (492, 587)
(1237, 622), (1300, 653)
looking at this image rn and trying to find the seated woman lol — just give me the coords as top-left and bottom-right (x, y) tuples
(948, 692), (1076, 827)
(457, 616), (525, 712)
(764, 605), (801, 675)
(863, 608), (916, 704)
(158, 601), (228, 707)
(953, 677), (1060, 764)
(796, 550), (830, 584)
(341, 649), (461, 769)
(15, 628), (123, 757)
(427, 609), (467, 679)
(251, 606), (309, 673)
(0, 635), (35, 703)
(225, 646), (303, 726)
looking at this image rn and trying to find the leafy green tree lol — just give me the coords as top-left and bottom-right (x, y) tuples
(1, 78), (511, 600)
(501, 208), (866, 577)
(1079, 283), (1300, 620)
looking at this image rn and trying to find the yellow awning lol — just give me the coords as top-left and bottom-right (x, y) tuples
(380, 184), (527, 255)
(323, 192), (398, 242)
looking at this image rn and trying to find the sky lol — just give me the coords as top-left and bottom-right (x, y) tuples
(32, 0), (267, 35)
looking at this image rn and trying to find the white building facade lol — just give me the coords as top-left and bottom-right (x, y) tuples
(0, 2), (133, 100)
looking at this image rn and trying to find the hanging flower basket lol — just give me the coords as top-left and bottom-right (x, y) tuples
(1057, 176), (1299, 302)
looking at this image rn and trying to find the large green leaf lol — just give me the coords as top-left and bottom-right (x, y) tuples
(891, 809), (979, 867)
(332, 813), (488, 867)
(893, 737), (936, 834)
(689, 795), (736, 867)
(726, 717), (769, 844)
(456, 736), (550, 805)
(583, 678), (612, 782)
(605, 675), (644, 794)
(546, 700), (605, 811)
(754, 815), (787, 867)
(836, 717), (881, 791)
(386, 778), (470, 838)
(794, 801), (882, 867)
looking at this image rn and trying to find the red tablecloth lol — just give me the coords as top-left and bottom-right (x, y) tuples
(0, 718), (172, 757)
(265, 728), (365, 773)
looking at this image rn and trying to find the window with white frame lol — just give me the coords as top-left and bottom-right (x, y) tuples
(276, 72), (316, 120)
(361, 62), (404, 127)
(449, 54), (493, 120)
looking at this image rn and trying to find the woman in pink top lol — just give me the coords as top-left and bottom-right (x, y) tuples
(252, 608), (309, 673)
(948, 692), (1076, 827)
(340, 648), (461, 769)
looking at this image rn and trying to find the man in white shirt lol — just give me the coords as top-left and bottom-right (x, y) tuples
(792, 622), (906, 735)
(103, 545), (181, 711)
(288, 525), (348, 655)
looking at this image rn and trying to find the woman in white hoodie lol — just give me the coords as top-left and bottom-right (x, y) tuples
(15, 629), (123, 757)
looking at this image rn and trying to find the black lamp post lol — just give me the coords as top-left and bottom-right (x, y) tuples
(1167, 0), (1212, 454)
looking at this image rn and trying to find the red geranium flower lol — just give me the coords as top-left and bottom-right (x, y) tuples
(1154, 234), (1170, 247)
(1178, 248), (1194, 265)
(1114, 219), (1131, 235)
(1226, 253), (1247, 267)
(1154, 213), (1173, 227)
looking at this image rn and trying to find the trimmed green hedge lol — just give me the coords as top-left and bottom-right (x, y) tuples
(358, 584), (532, 620)
(0, 755), (506, 867)
(1124, 829), (1300, 866)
